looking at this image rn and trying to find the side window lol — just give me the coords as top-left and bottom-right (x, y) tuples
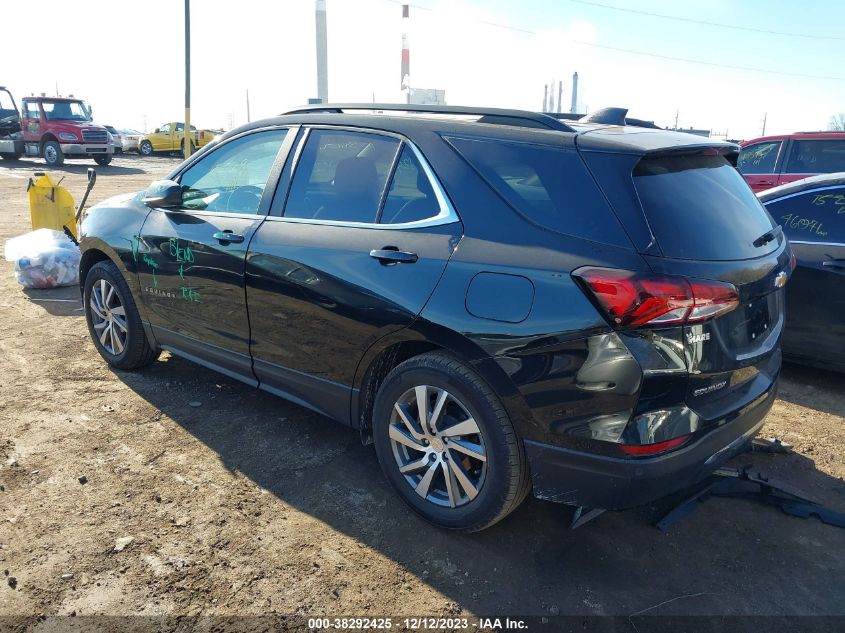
(160, 123), (171, 134)
(175, 123), (185, 132)
(285, 129), (400, 223)
(445, 135), (630, 247)
(767, 190), (845, 243)
(786, 140), (845, 174)
(23, 102), (39, 119)
(380, 146), (441, 224)
(178, 129), (287, 214)
(737, 141), (782, 174)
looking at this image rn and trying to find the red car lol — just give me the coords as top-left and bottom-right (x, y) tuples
(738, 131), (845, 192)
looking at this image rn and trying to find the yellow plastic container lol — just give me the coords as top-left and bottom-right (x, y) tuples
(27, 173), (77, 239)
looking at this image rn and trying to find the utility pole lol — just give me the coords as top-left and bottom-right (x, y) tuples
(674, 109), (679, 130)
(543, 84), (548, 112)
(316, 0), (328, 103)
(184, 0), (192, 158)
(246, 89), (251, 123)
(401, 3), (410, 104)
(761, 112), (767, 136)
(557, 80), (563, 114)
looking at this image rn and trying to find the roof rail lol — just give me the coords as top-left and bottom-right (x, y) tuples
(283, 103), (576, 132)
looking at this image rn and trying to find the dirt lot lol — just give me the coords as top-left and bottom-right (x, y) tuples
(0, 154), (844, 628)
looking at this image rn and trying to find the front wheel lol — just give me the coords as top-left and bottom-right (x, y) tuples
(139, 140), (153, 156)
(372, 352), (530, 532)
(94, 154), (112, 166)
(84, 260), (160, 369)
(43, 140), (64, 166)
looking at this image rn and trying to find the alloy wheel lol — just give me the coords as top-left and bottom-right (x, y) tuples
(44, 145), (57, 163)
(388, 385), (487, 508)
(89, 279), (128, 355)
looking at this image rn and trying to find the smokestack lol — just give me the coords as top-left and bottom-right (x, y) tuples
(557, 81), (563, 114)
(401, 4), (410, 102)
(570, 72), (578, 114)
(542, 84), (548, 112)
(315, 0), (328, 103)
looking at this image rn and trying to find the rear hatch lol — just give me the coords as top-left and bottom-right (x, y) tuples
(630, 152), (791, 419)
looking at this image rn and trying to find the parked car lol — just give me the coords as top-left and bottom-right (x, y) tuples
(758, 173), (845, 372)
(139, 122), (216, 156)
(103, 125), (123, 154)
(78, 104), (792, 532)
(121, 129), (142, 152)
(738, 131), (845, 193)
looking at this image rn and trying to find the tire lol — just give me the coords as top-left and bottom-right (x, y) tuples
(180, 139), (196, 156)
(139, 140), (153, 156)
(372, 352), (530, 532)
(42, 140), (64, 166)
(83, 260), (160, 370)
(94, 154), (112, 166)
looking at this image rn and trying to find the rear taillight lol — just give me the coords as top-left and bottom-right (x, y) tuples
(619, 435), (690, 456)
(574, 267), (739, 329)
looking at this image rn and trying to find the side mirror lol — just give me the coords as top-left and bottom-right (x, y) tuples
(154, 128), (160, 133)
(142, 179), (182, 209)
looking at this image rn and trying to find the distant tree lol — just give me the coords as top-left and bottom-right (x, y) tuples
(830, 113), (845, 131)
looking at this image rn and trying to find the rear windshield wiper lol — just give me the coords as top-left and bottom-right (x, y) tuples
(753, 225), (782, 248)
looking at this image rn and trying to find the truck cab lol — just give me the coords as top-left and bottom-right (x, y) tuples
(20, 96), (113, 166)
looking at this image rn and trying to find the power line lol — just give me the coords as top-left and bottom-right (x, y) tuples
(381, 0), (845, 81)
(576, 40), (845, 81)
(566, 0), (845, 41)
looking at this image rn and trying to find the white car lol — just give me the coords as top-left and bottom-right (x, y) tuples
(120, 129), (142, 152)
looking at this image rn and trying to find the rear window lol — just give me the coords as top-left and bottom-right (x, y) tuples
(634, 154), (778, 260)
(445, 136), (630, 247)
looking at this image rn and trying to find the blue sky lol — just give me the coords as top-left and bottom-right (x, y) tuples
(4, 0), (843, 139)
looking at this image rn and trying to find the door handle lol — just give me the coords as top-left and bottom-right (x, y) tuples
(213, 231), (244, 244)
(369, 247), (418, 264)
(822, 259), (845, 269)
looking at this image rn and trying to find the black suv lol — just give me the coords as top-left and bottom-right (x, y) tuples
(79, 104), (792, 532)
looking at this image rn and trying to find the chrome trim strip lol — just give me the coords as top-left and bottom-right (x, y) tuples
(788, 240), (844, 247)
(762, 184), (845, 204)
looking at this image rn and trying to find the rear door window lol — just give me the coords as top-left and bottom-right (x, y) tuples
(764, 189), (845, 243)
(785, 140), (845, 174)
(285, 129), (400, 223)
(737, 141), (782, 174)
(444, 135), (630, 247)
(634, 154), (778, 260)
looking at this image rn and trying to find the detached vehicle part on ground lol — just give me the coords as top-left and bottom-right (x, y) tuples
(1, 88), (113, 166)
(78, 104), (793, 532)
(138, 122), (217, 156)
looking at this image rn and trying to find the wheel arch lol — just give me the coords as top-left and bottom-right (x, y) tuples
(78, 243), (127, 293)
(352, 321), (532, 434)
(40, 133), (58, 148)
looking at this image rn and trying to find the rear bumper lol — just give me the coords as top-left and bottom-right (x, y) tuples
(525, 379), (777, 510)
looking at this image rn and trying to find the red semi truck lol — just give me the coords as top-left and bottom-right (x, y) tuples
(0, 87), (113, 166)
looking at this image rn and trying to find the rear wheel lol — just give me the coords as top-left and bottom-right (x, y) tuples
(139, 140), (153, 156)
(84, 260), (159, 369)
(372, 352), (530, 532)
(94, 154), (112, 166)
(180, 139), (196, 156)
(43, 141), (64, 166)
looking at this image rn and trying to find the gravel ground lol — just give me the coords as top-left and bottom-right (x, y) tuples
(0, 154), (844, 629)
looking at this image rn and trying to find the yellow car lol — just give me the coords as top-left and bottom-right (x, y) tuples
(138, 121), (217, 156)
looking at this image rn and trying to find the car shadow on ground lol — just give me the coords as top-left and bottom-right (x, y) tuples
(112, 353), (845, 617)
(21, 286), (82, 316)
(779, 363), (845, 418)
(0, 159), (146, 176)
